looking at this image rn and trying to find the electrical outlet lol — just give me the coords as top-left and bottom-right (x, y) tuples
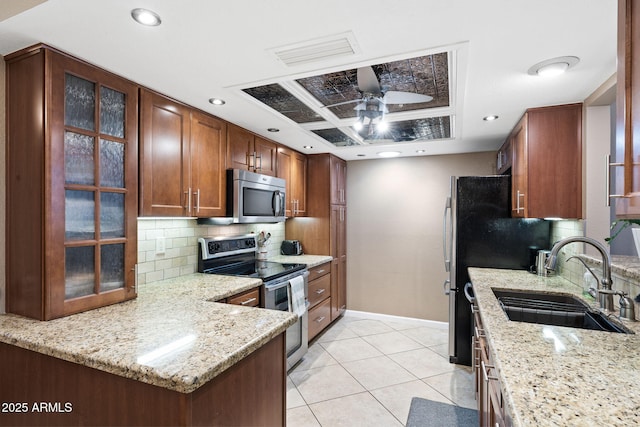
(156, 237), (166, 254)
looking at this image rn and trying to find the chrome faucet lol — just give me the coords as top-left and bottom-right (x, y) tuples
(545, 236), (614, 311)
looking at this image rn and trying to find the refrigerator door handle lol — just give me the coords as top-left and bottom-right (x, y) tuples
(464, 282), (475, 304)
(443, 279), (451, 295)
(443, 196), (451, 272)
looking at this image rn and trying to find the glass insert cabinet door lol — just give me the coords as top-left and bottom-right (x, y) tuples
(51, 52), (138, 316)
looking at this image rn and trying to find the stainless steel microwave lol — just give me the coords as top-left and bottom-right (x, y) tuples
(227, 169), (286, 223)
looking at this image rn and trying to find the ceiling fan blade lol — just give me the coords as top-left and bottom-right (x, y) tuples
(382, 91), (433, 104)
(321, 99), (362, 108)
(357, 66), (382, 95)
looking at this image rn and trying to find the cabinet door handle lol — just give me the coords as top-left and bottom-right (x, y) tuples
(315, 316), (326, 323)
(606, 154), (626, 206)
(240, 297), (257, 306)
(194, 189), (200, 215)
(515, 190), (525, 213)
(184, 187), (192, 214)
(315, 288), (326, 295)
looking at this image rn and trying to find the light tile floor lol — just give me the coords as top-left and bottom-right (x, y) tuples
(287, 312), (476, 427)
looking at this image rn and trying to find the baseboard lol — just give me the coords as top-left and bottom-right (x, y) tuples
(344, 309), (448, 330)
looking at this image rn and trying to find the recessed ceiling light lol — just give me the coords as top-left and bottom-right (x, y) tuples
(483, 115), (499, 121)
(208, 98), (225, 105)
(357, 154), (366, 157)
(131, 8), (162, 26)
(267, 128), (280, 132)
(528, 56), (579, 77)
(303, 145), (313, 149)
(416, 149), (426, 154)
(377, 151), (400, 158)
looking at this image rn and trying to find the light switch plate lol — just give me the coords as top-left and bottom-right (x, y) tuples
(156, 237), (166, 254)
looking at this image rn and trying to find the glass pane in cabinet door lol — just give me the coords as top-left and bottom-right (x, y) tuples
(65, 246), (95, 299)
(65, 131), (95, 185)
(100, 86), (125, 138)
(65, 74), (95, 131)
(101, 244), (124, 292)
(100, 192), (124, 238)
(100, 139), (124, 188)
(65, 190), (95, 240)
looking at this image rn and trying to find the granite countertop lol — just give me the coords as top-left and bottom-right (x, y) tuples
(468, 267), (640, 426)
(581, 254), (640, 283)
(270, 254), (333, 268)
(0, 274), (297, 394)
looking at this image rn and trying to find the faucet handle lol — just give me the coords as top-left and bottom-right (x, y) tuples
(619, 294), (636, 321)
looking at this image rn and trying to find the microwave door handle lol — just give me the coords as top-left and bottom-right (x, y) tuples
(273, 190), (282, 216)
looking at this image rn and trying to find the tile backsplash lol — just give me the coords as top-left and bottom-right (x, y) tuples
(137, 219), (285, 285)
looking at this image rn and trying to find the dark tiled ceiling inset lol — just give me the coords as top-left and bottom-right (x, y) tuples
(296, 52), (449, 119)
(311, 128), (361, 147)
(242, 83), (324, 123)
(313, 116), (452, 147)
(359, 116), (452, 142)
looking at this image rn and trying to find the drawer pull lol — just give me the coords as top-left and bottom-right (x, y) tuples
(481, 360), (498, 382)
(315, 288), (326, 295)
(315, 316), (326, 323)
(315, 269), (326, 274)
(240, 297), (257, 306)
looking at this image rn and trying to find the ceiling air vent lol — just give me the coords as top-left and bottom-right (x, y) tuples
(271, 32), (359, 67)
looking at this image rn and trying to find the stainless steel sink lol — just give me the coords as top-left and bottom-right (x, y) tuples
(492, 289), (632, 334)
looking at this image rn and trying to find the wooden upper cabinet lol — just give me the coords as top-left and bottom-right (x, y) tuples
(139, 89), (227, 217)
(6, 45), (138, 320)
(510, 117), (528, 217)
(277, 146), (307, 217)
(330, 155), (347, 205)
(190, 111), (227, 217)
(615, 0), (640, 218)
(496, 137), (512, 174)
(227, 124), (277, 176)
(510, 103), (583, 219)
(139, 89), (190, 216)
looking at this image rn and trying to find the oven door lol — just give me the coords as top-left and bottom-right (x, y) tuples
(263, 273), (309, 370)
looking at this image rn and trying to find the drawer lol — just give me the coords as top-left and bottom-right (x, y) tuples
(308, 262), (331, 282)
(308, 298), (332, 341)
(226, 288), (260, 307)
(308, 274), (331, 308)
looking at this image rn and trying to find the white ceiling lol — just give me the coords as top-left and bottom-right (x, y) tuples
(0, 0), (617, 161)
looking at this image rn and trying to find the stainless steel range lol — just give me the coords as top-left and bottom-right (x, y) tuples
(197, 234), (309, 369)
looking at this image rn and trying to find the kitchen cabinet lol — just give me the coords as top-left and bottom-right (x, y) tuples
(307, 262), (331, 340)
(614, 0), (640, 218)
(139, 89), (227, 217)
(473, 305), (507, 426)
(5, 44), (138, 320)
(227, 123), (277, 176)
(509, 103), (582, 219)
(0, 334), (286, 426)
(221, 288), (261, 307)
(286, 154), (347, 321)
(277, 146), (307, 217)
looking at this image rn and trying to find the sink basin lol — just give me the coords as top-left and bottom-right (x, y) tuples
(492, 289), (632, 334)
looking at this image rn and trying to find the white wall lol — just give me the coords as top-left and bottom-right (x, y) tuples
(346, 152), (496, 322)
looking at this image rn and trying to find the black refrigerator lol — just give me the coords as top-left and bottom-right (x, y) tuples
(443, 175), (550, 366)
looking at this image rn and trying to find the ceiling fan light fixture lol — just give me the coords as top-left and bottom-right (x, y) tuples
(528, 56), (579, 77)
(131, 8), (161, 26)
(376, 121), (389, 132)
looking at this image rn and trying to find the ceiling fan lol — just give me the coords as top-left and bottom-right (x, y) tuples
(322, 66), (434, 131)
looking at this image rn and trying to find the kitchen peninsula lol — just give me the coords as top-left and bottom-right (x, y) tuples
(0, 273), (297, 426)
(469, 267), (640, 426)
